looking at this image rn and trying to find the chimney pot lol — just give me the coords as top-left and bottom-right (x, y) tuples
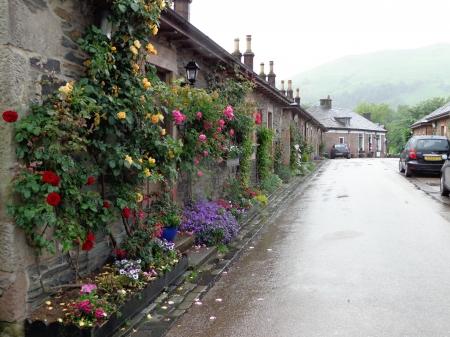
(267, 61), (276, 87)
(287, 80), (293, 100)
(232, 38), (242, 61)
(280, 80), (286, 96)
(173, 0), (192, 21)
(259, 62), (266, 80)
(243, 35), (255, 70)
(295, 88), (300, 105)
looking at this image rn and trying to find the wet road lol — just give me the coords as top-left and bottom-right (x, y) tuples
(166, 158), (450, 337)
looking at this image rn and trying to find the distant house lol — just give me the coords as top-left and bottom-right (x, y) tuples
(307, 96), (387, 157)
(411, 102), (450, 137)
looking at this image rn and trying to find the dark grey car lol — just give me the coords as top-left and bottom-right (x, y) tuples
(399, 135), (450, 177)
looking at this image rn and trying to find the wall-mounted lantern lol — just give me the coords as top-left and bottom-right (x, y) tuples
(184, 61), (201, 86)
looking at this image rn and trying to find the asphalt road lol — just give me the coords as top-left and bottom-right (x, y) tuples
(166, 158), (450, 337)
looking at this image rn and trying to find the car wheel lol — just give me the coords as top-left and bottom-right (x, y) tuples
(330, 156), (335, 159)
(347, 154), (351, 159)
(405, 164), (412, 177)
(440, 175), (450, 196)
(398, 160), (404, 173)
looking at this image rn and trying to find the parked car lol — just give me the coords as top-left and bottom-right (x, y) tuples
(398, 135), (450, 177)
(440, 159), (450, 196)
(330, 144), (350, 159)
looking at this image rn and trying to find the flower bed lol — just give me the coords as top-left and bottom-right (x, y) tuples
(24, 254), (188, 337)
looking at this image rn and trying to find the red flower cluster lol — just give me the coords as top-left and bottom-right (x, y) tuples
(123, 206), (131, 218)
(46, 192), (61, 206)
(42, 171), (60, 186)
(87, 176), (94, 185)
(2, 110), (18, 123)
(82, 234), (95, 251)
(255, 113), (261, 125)
(114, 246), (126, 258)
(103, 201), (110, 209)
(244, 188), (258, 198)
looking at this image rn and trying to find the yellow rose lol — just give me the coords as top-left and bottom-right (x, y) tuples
(161, 129), (166, 135)
(157, 112), (164, 121)
(136, 193), (143, 203)
(146, 43), (155, 53)
(148, 157), (156, 164)
(146, 113), (151, 119)
(101, 113), (107, 120)
(83, 60), (91, 67)
(125, 155), (133, 165)
(133, 64), (140, 70)
(141, 95), (145, 100)
(138, 158), (143, 164)
(101, 81), (105, 86)
(159, 0), (166, 9)
(144, 168), (151, 177)
(111, 46), (116, 51)
(117, 111), (126, 119)
(168, 150), (174, 159)
(144, 82), (151, 89)
(152, 25), (158, 35)
(133, 40), (141, 49)
(129, 45), (138, 56)
(151, 115), (159, 124)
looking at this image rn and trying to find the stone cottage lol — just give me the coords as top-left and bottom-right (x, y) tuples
(307, 96), (387, 157)
(0, 0), (325, 333)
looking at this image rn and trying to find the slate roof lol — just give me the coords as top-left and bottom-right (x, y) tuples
(307, 105), (387, 132)
(411, 101), (450, 127)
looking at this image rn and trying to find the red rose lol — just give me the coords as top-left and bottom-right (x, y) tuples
(2, 110), (18, 123)
(87, 176), (94, 185)
(81, 240), (94, 251)
(103, 201), (110, 209)
(123, 206), (131, 218)
(52, 176), (61, 187)
(86, 234), (95, 241)
(46, 192), (61, 206)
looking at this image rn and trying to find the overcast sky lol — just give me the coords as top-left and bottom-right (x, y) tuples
(189, 0), (450, 81)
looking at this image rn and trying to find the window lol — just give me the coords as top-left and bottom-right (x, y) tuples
(339, 137), (344, 144)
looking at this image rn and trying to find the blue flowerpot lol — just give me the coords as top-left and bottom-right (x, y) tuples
(161, 227), (178, 242)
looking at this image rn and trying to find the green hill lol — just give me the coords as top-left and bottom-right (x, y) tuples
(289, 43), (450, 110)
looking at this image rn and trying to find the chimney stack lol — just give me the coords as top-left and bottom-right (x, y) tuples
(363, 112), (372, 121)
(267, 61), (276, 87)
(295, 88), (300, 105)
(232, 38), (242, 62)
(280, 80), (286, 96)
(287, 80), (293, 100)
(259, 63), (266, 81)
(243, 35), (255, 70)
(173, 0), (192, 21)
(319, 95), (332, 109)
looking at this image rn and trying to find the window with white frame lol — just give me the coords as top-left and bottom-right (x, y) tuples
(339, 137), (344, 144)
(358, 133), (364, 152)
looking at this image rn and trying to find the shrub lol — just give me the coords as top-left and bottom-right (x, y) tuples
(182, 195), (240, 246)
(259, 173), (282, 193)
(276, 166), (294, 181)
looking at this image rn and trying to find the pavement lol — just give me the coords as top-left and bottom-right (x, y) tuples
(113, 163), (325, 337)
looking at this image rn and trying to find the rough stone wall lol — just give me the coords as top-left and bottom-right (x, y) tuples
(0, 0), (96, 328)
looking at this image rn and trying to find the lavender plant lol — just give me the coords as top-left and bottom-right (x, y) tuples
(181, 195), (240, 246)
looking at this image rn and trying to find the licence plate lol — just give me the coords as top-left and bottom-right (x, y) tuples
(424, 156), (442, 161)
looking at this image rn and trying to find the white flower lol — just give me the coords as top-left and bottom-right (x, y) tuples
(119, 269), (125, 274)
(136, 259), (141, 264)
(133, 274), (139, 280)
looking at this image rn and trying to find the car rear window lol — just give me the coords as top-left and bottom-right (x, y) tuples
(416, 139), (449, 151)
(335, 145), (346, 149)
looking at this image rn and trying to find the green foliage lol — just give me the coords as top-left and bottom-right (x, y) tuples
(301, 152), (309, 163)
(276, 166), (294, 182)
(354, 102), (395, 125)
(259, 173), (282, 194)
(256, 126), (274, 180)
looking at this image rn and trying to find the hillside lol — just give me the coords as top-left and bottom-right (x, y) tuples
(289, 43), (450, 110)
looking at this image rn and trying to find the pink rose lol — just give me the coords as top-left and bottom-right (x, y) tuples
(217, 127), (222, 132)
(203, 150), (208, 156)
(218, 119), (225, 126)
(197, 112), (202, 118)
(199, 134), (206, 141)
(230, 129), (235, 136)
(198, 171), (203, 176)
(194, 159), (199, 164)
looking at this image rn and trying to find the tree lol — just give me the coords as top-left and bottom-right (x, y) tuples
(354, 102), (395, 126)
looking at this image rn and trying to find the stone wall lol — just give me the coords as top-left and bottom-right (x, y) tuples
(0, 0), (96, 331)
